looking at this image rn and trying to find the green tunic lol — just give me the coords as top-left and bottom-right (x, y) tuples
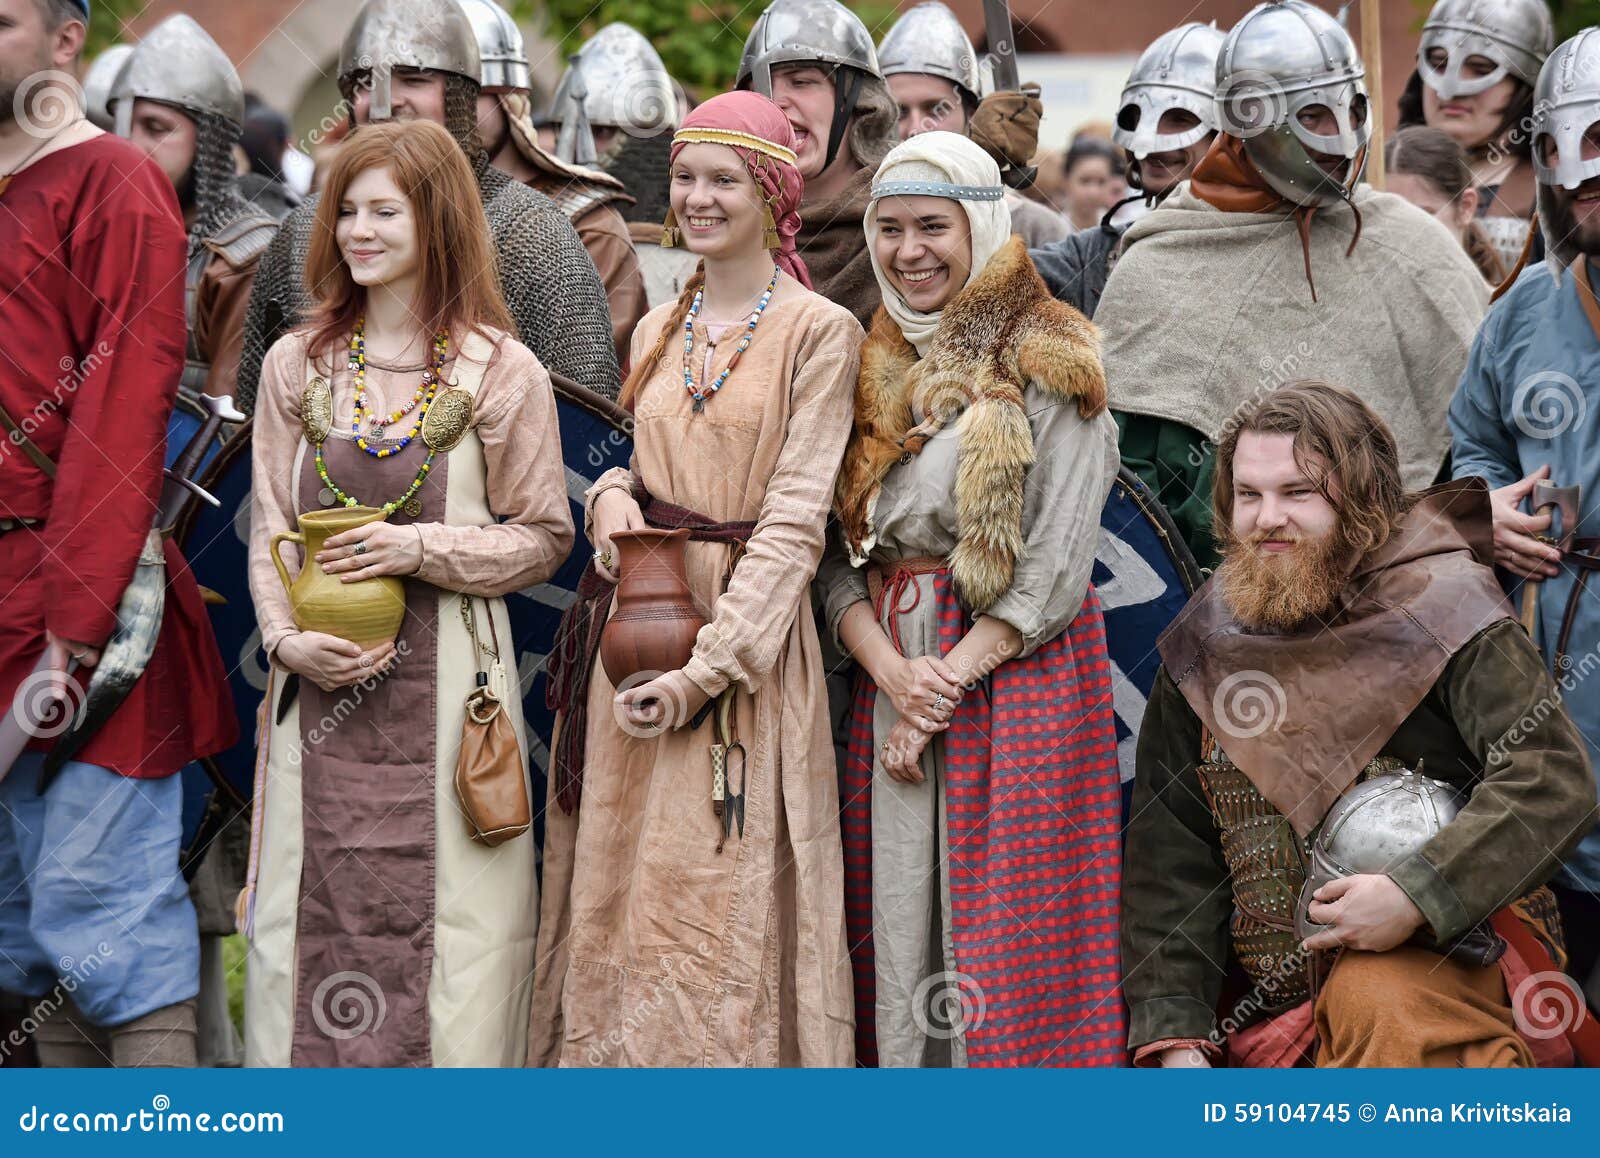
(1122, 619), (1598, 1051)
(1113, 411), (1217, 571)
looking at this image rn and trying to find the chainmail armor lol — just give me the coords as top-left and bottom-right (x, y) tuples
(236, 77), (620, 411)
(602, 131), (675, 225)
(189, 112), (259, 261)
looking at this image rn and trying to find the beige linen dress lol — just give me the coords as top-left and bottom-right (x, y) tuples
(529, 279), (863, 1067)
(244, 327), (572, 1067)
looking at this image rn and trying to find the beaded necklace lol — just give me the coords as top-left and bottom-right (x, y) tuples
(682, 265), (779, 413)
(351, 320), (447, 454)
(314, 322), (447, 517)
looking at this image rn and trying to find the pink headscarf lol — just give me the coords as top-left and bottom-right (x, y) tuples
(669, 91), (812, 289)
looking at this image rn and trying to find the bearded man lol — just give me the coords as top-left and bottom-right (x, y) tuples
(1094, 0), (1487, 568)
(236, 0), (618, 408)
(1030, 21), (1223, 317)
(1449, 29), (1600, 991)
(1123, 381), (1596, 1068)
(109, 15), (278, 404)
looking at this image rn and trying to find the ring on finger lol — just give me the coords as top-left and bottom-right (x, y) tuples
(353, 540), (369, 557)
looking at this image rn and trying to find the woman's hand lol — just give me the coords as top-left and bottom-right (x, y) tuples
(615, 669), (711, 734)
(880, 717), (936, 784)
(318, 522), (424, 582)
(276, 631), (398, 692)
(591, 487), (645, 583)
(877, 654), (961, 733)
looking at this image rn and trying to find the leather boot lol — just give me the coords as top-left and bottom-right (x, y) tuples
(110, 999), (198, 1068)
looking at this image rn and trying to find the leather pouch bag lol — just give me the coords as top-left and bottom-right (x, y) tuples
(454, 597), (530, 846)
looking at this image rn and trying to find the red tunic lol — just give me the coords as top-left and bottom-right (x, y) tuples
(0, 133), (236, 779)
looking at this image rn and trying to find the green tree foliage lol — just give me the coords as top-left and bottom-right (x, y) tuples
(83, 0), (147, 56)
(1552, 0), (1600, 39)
(527, 0), (897, 95)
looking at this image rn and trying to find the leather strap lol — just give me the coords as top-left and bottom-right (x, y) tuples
(1489, 906), (1600, 1066)
(0, 398), (55, 478)
(1555, 538), (1600, 674)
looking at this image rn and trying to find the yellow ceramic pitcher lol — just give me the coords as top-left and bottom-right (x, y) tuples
(270, 506), (406, 648)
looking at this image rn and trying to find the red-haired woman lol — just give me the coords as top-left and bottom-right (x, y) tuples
(531, 92), (863, 1067)
(243, 119), (572, 1067)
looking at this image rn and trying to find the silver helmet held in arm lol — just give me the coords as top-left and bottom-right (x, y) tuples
(877, 2), (981, 108)
(455, 0), (531, 93)
(109, 14), (244, 137)
(1532, 29), (1600, 281)
(338, 0), (482, 122)
(1214, 0), (1370, 209)
(1114, 21), (1225, 163)
(548, 23), (677, 164)
(1294, 768), (1463, 945)
(1416, 0), (1554, 101)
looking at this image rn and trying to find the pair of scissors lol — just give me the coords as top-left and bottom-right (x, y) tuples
(710, 691), (746, 853)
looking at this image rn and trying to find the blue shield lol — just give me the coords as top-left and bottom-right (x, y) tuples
(1093, 467), (1203, 811)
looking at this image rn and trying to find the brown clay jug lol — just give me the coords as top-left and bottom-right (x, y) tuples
(270, 506), (407, 648)
(599, 528), (707, 687)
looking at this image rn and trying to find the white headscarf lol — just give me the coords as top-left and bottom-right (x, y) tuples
(865, 131), (1012, 357)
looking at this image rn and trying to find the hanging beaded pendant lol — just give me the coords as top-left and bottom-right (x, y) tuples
(683, 265), (779, 414)
(350, 320), (448, 456)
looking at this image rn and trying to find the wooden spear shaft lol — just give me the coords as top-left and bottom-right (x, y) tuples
(1362, 0), (1386, 189)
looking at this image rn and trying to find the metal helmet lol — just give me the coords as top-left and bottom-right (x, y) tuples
(737, 0), (883, 95)
(81, 43), (132, 131)
(1294, 769), (1463, 945)
(548, 24), (676, 164)
(338, 0), (482, 121)
(1533, 29), (1600, 281)
(109, 15), (244, 137)
(1417, 0), (1553, 101)
(1114, 22), (1225, 162)
(1215, 0), (1370, 208)
(456, 0), (530, 93)
(877, 2), (981, 106)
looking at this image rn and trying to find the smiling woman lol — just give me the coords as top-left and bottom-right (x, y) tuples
(532, 90), (865, 1069)
(243, 119), (574, 1068)
(824, 131), (1124, 1068)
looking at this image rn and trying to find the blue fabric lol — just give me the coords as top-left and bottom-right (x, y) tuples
(1449, 259), (1600, 893)
(0, 755), (198, 1026)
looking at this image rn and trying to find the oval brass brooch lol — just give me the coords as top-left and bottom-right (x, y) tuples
(300, 376), (333, 444)
(422, 385), (474, 452)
